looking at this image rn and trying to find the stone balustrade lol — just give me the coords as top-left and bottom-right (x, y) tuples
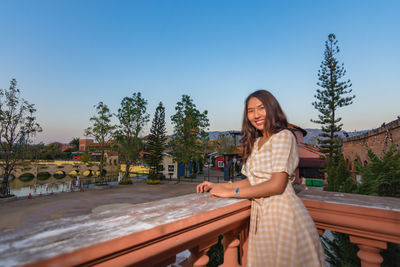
(0, 189), (399, 267)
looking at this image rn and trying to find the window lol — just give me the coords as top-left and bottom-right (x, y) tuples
(168, 165), (174, 172)
(158, 165), (164, 171)
(218, 161), (224, 168)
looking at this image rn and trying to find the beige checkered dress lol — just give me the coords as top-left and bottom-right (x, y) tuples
(242, 129), (325, 267)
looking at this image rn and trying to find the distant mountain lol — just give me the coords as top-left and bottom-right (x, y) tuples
(208, 131), (239, 140)
(207, 129), (371, 146)
(303, 128), (370, 145)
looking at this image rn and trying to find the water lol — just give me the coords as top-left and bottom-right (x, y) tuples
(10, 176), (148, 198)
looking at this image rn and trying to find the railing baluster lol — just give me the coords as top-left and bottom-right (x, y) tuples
(220, 231), (241, 267)
(188, 246), (210, 267)
(240, 224), (249, 267)
(317, 228), (325, 236)
(349, 235), (387, 267)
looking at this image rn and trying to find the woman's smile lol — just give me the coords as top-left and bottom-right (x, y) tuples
(247, 97), (266, 131)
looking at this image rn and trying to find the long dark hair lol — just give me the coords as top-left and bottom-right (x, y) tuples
(241, 90), (288, 163)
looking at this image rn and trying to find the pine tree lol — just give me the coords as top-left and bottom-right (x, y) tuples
(146, 102), (167, 179)
(311, 33), (355, 159)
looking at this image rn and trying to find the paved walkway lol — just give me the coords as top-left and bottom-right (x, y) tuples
(0, 180), (198, 230)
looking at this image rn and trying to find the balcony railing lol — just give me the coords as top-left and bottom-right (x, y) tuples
(0, 189), (399, 267)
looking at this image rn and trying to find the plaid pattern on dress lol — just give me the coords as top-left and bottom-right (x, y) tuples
(242, 129), (326, 267)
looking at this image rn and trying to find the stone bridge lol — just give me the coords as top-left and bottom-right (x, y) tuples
(2, 158), (119, 190)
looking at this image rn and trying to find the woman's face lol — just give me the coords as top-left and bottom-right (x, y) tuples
(247, 97), (266, 132)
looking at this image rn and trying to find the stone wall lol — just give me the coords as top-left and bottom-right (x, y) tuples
(342, 118), (400, 171)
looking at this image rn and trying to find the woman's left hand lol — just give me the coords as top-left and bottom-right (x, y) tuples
(210, 186), (235, 198)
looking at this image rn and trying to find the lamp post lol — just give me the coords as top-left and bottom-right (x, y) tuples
(206, 157), (210, 181)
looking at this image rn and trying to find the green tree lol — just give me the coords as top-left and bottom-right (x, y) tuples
(197, 129), (210, 174)
(69, 137), (80, 151)
(356, 148), (400, 197)
(325, 155), (356, 193)
(323, 149), (400, 266)
(115, 92), (149, 179)
(79, 151), (91, 165)
(170, 95), (209, 177)
(84, 102), (114, 184)
(355, 148), (400, 266)
(322, 154), (359, 267)
(311, 33), (355, 159)
(0, 79), (42, 196)
(146, 102), (167, 179)
(216, 133), (235, 155)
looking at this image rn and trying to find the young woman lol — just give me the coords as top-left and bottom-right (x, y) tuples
(197, 90), (325, 267)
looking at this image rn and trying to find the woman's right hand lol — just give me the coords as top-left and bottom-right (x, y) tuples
(196, 181), (214, 193)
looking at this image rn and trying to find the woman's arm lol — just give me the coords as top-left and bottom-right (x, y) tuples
(209, 172), (288, 198)
(196, 178), (250, 193)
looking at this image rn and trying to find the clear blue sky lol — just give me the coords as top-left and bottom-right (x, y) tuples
(1, 0), (399, 143)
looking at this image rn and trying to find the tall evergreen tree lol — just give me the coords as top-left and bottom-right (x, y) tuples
(170, 95), (209, 177)
(84, 102), (115, 184)
(146, 102), (167, 178)
(311, 33), (355, 159)
(115, 92), (149, 179)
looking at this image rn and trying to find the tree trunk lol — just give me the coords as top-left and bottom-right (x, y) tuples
(124, 161), (131, 180)
(1, 172), (11, 196)
(98, 149), (105, 184)
(184, 162), (188, 177)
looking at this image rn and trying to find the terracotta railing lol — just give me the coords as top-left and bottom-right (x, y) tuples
(299, 190), (400, 267)
(0, 190), (399, 267)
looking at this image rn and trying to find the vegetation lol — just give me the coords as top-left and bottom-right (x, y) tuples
(323, 148), (400, 266)
(170, 95), (209, 177)
(115, 92), (149, 180)
(311, 33), (355, 159)
(356, 149), (400, 197)
(33, 143), (71, 160)
(79, 151), (91, 164)
(145, 102), (167, 178)
(324, 155), (356, 193)
(69, 137), (80, 151)
(146, 179), (160, 185)
(84, 102), (115, 184)
(216, 133), (236, 155)
(0, 79), (42, 196)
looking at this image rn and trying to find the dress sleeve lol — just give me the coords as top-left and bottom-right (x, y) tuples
(241, 162), (249, 177)
(271, 130), (299, 176)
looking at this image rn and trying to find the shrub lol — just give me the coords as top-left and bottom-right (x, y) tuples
(146, 179), (160, 185)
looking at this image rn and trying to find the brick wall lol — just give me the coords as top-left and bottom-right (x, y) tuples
(342, 118), (400, 171)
